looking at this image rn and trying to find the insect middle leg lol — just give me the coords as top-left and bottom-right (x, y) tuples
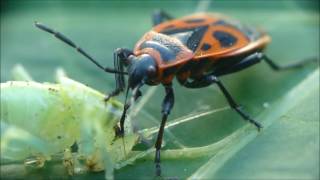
(152, 10), (173, 26)
(182, 75), (262, 130)
(155, 84), (175, 176)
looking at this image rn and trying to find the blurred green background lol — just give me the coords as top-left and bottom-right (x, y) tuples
(1, 0), (319, 179)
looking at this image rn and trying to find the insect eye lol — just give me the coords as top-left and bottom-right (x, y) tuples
(147, 65), (156, 77)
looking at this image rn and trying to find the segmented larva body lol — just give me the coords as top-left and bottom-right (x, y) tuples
(0, 78), (138, 173)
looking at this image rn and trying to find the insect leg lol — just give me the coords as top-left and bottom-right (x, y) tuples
(155, 84), (175, 176)
(208, 76), (262, 130)
(152, 10), (173, 26)
(34, 22), (125, 74)
(262, 54), (318, 71)
(118, 82), (143, 137)
(180, 53), (264, 87)
(104, 48), (133, 101)
(181, 77), (213, 88)
(214, 53), (264, 76)
(183, 75), (262, 129)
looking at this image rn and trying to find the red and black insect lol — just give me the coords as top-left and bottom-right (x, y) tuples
(35, 11), (316, 176)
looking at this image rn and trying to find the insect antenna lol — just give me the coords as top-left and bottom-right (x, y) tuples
(34, 22), (126, 74)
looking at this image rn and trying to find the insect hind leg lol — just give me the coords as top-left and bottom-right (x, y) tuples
(209, 76), (262, 130)
(262, 54), (318, 71)
(214, 52), (318, 76)
(213, 52), (264, 76)
(185, 75), (262, 130)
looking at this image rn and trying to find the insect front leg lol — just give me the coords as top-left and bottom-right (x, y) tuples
(152, 10), (173, 26)
(104, 48), (133, 101)
(155, 84), (175, 177)
(118, 82), (143, 137)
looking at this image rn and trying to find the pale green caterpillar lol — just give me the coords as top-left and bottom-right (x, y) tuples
(0, 66), (139, 179)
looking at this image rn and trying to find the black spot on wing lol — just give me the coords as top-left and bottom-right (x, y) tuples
(201, 43), (212, 51)
(159, 25), (208, 52)
(212, 20), (261, 41)
(186, 26), (208, 52)
(213, 31), (237, 48)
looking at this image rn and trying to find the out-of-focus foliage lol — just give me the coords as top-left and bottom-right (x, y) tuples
(1, 0), (319, 179)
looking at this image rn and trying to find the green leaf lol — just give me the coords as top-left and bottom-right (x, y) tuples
(1, 1), (319, 179)
(189, 69), (319, 180)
